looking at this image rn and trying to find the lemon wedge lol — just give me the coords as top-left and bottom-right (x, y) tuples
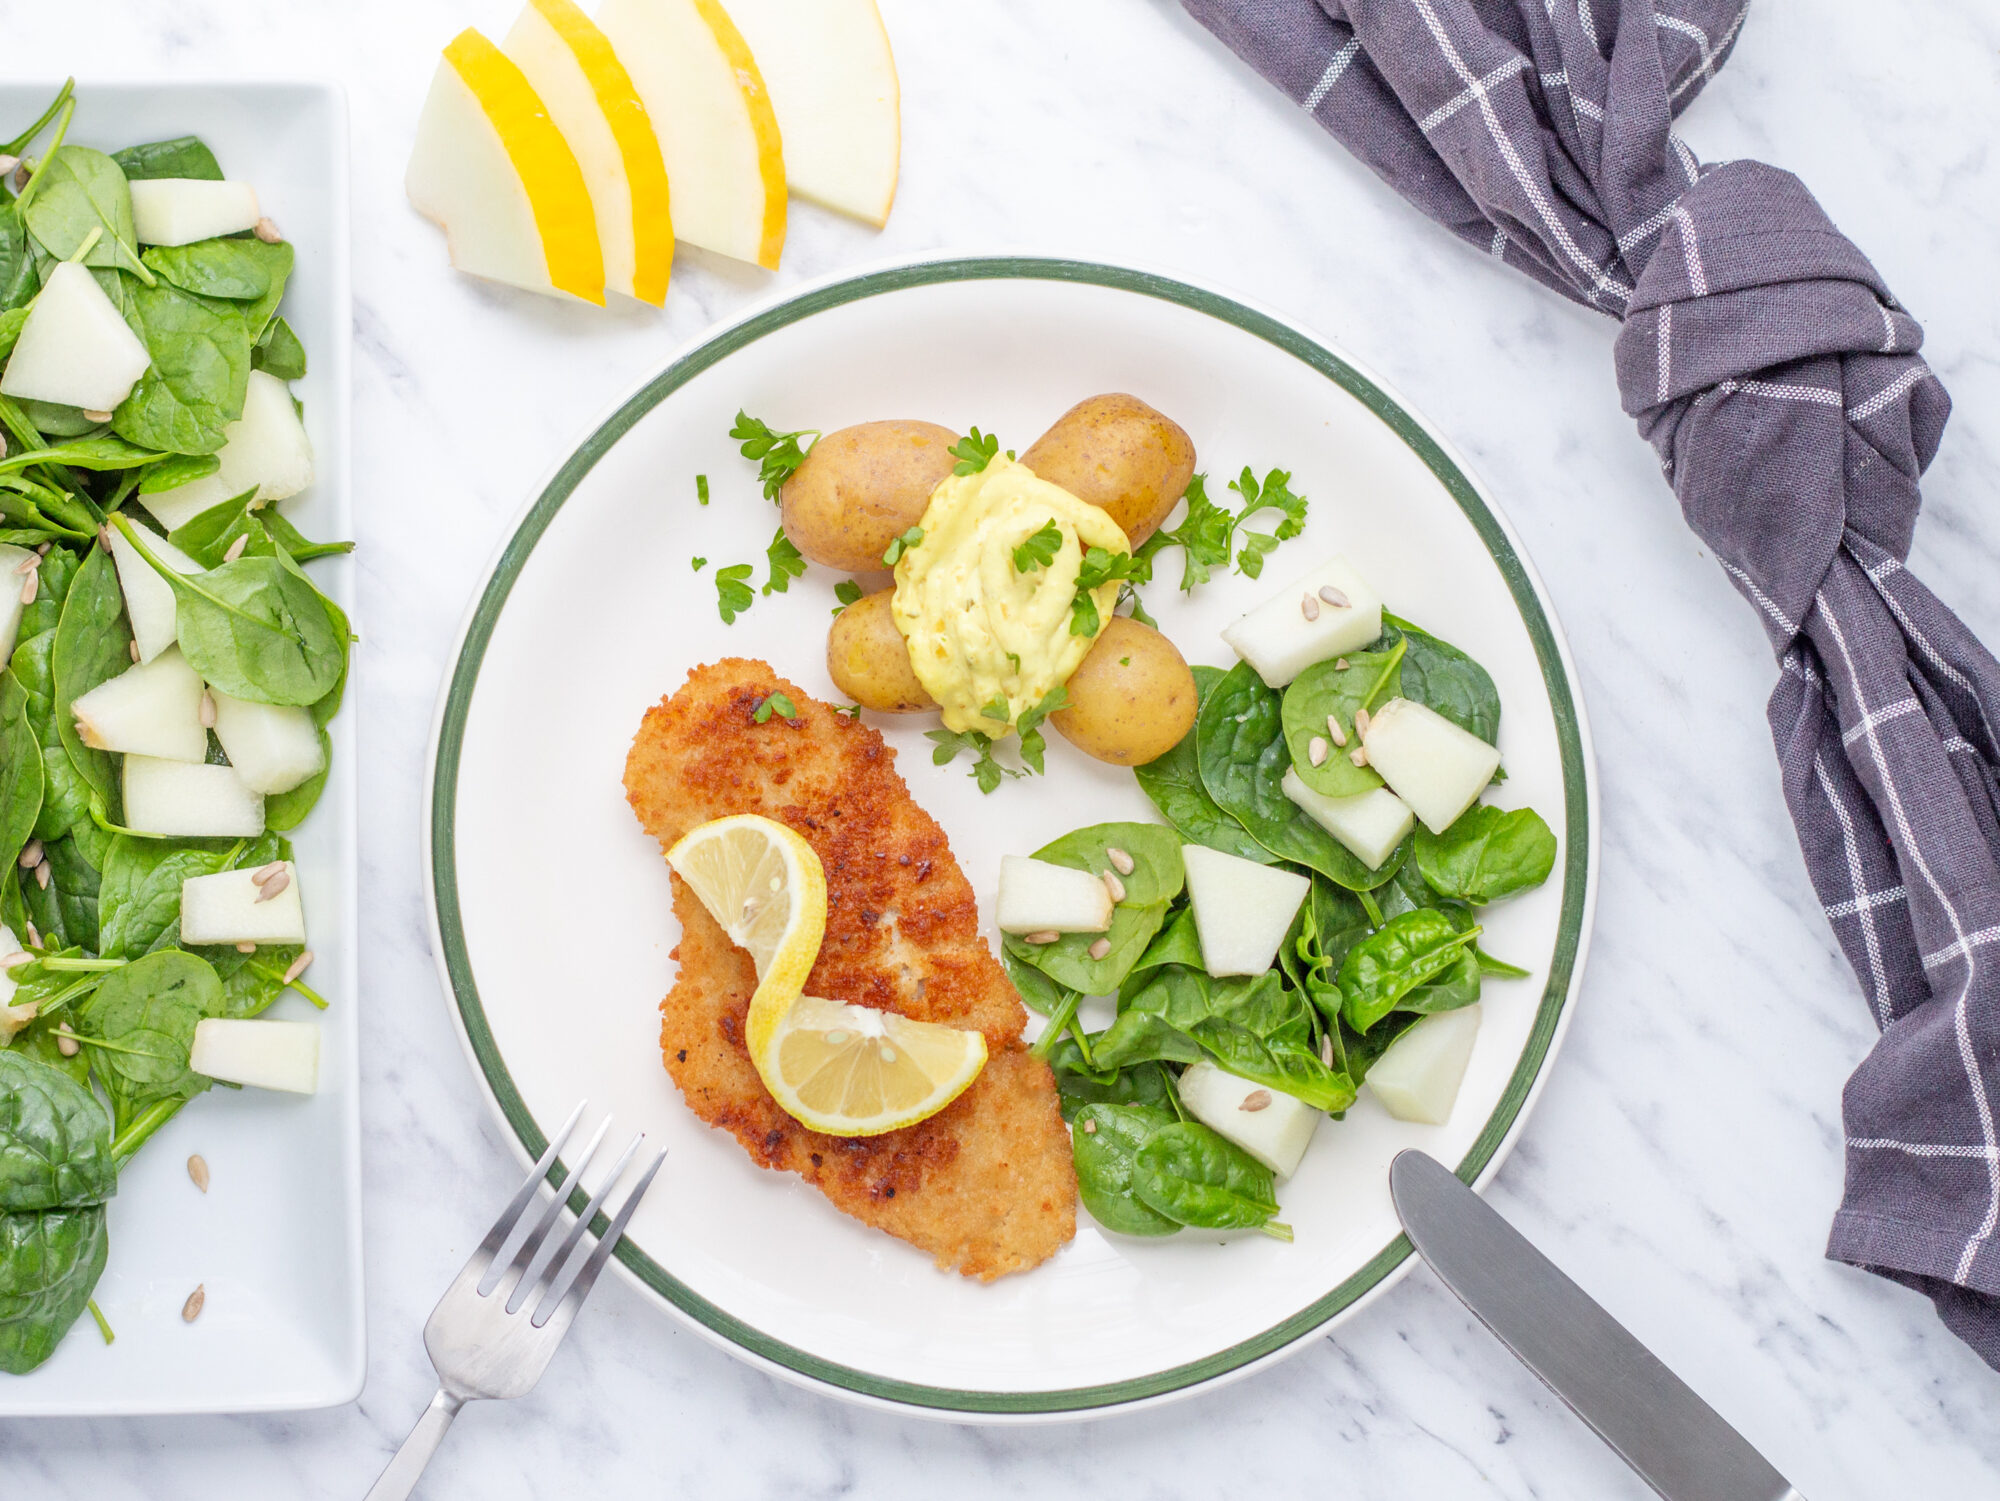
(666, 815), (826, 1049)
(754, 995), (987, 1137)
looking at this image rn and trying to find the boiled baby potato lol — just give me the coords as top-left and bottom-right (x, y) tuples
(827, 588), (935, 713)
(1019, 393), (1195, 547)
(1050, 617), (1198, 766)
(782, 419), (960, 572)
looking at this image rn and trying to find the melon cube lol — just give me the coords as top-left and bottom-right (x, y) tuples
(107, 524), (202, 664)
(1221, 556), (1383, 688)
(210, 690), (324, 794)
(190, 1018), (319, 1094)
(121, 757), (264, 838)
(1366, 1005), (1481, 1124)
(128, 178), (261, 246)
(996, 855), (1112, 935)
(1177, 1059), (1321, 1178)
(179, 864), (305, 946)
(0, 545), (33, 668)
(1281, 771), (1413, 870)
(1182, 844), (1309, 977)
(72, 647), (208, 762)
(0, 261), (153, 412)
(1361, 698), (1503, 834)
(138, 370), (315, 530)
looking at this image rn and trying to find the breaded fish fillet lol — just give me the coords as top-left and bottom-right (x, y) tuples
(623, 657), (1076, 1280)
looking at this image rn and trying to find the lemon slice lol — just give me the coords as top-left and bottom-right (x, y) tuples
(666, 814), (826, 1051)
(754, 995), (987, 1137)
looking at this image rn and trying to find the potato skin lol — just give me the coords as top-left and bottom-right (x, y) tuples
(781, 420), (960, 572)
(1049, 617), (1198, 766)
(827, 588), (936, 713)
(1019, 394), (1195, 547)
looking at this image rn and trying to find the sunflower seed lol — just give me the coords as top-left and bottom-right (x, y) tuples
(81, 409), (113, 424)
(18, 571), (35, 605)
(128, 639), (140, 663)
(1239, 1090), (1273, 1113)
(252, 861), (286, 885)
(98, 525), (113, 552)
(222, 533), (249, 564)
(1102, 871), (1126, 904)
(0, 155), (14, 177)
(11, 159), (29, 190)
(1320, 1034), (1335, 1067)
(1022, 930), (1059, 945)
(12, 555), (34, 575)
(253, 870), (290, 903)
(0, 951), (28, 970)
(187, 1155), (210, 1193)
(1087, 938), (1112, 960)
(33, 860), (50, 890)
(282, 950), (313, 985)
(35, 542), (49, 556)
(235, 941), (257, 954)
(1106, 847), (1135, 876)
(1300, 593), (1320, 622)
(199, 692), (217, 728)
(56, 1025), (79, 1058)
(17, 838), (42, 869)
(1350, 747), (1369, 768)
(24, 922), (40, 948)
(1308, 736), (1329, 767)
(0, 434), (7, 460)
(182, 1285), (205, 1323)
(254, 217), (282, 244)
(1082, 1117), (1098, 1134)
(1353, 706), (1371, 737)
(1326, 715), (1347, 747)
(1335, 658), (1349, 671)
(1319, 585), (1350, 608)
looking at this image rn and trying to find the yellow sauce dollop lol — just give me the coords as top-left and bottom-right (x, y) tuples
(891, 455), (1130, 737)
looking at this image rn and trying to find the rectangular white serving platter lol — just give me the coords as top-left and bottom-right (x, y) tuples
(0, 80), (361, 1416)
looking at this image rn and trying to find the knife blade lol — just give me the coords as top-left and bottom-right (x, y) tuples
(1389, 1150), (1804, 1501)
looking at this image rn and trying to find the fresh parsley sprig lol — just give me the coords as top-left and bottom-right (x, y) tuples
(1012, 519), (1062, 573)
(1133, 466), (1310, 591)
(753, 691), (798, 723)
(713, 563), (755, 623)
(1070, 547), (1145, 636)
(1228, 467), (1307, 579)
(949, 428), (1005, 475)
(882, 525), (924, 567)
(927, 685), (1070, 792)
(730, 411), (821, 501)
(761, 528), (807, 596)
(832, 578), (864, 616)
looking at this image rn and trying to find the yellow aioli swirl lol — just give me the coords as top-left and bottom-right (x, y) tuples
(891, 454), (1130, 737)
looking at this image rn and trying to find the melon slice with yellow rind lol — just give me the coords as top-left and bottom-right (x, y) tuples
(503, 0), (673, 305)
(406, 28), (605, 304)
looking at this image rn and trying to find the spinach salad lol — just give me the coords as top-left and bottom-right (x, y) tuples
(0, 82), (350, 1373)
(1004, 605), (1555, 1243)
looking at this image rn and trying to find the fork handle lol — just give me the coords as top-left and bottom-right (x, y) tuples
(364, 1388), (465, 1501)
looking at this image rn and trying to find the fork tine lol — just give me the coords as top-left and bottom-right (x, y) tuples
(532, 1144), (667, 1328)
(504, 1130), (644, 1315)
(477, 1112), (610, 1298)
(473, 1099), (585, 1263)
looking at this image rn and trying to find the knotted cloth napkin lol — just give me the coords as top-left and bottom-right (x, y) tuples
(1181, 0), (2000, 1366)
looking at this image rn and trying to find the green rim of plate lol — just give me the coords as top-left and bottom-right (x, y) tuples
(429, 257), (1591, 1415)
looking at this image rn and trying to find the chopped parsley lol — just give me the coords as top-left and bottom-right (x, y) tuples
(927, 685), (1069, 792)
(1011, 519), (1062, 573)
(695, 473), (710, 506)
(730, 411), (820, 501)
(1070, 546), (1145, 636)
(1134, 467), (1310, 591)
(691, 556), (707, 571)
(832, 578), (864, 616)
(713, 563), (755, 623)
(761, 527), (807, 596)
(881, 525), (924, 567)
(753, 691), (798, 723)
(1228, 467), (1308, 578)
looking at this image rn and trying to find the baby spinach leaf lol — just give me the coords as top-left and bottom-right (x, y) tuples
(0, 1052), (115, 1211)
(1196, 660), (1404, 891)
(1047, 1039), (1177, 1124)
(110, 136), (223, 181)
(0, 1202), (108, 1374)
(1414, 804), (1557, 904)
(0, 206), (36, 313)
(1071, 1103), (1182, 1237)
(137, 451), (221, 495)
(1132, 1121), (1285, 1235)
(12, 628), (90, 846)
(0, 304), (28, 360)
(1279, 637), (1404, 798)
(113, 276), (255, 455)
(1124, 905), (1204, 986)
(1001, 949), (1071, 1019)
(0, 434), (167, 479)
(117, 518), (342, 705)
(21, 147), (147, 278)
(95, 835), (237, 958)
(21, 833), (103, 954)
(1384, 613), (1501, 744)
(77, 948), (223, 1134)
(1134, 665), (1275, 864)
(1339, 909), (1480, 1033)
(0, 672), (45, 867)
(1000, 823), (1184, 995)
(251, 314), (306, 380)
(51, 545), (128, 808)
(143, 238), (290, 331)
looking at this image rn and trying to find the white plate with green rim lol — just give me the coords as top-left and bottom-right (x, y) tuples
(425, 255), (1596, 1422)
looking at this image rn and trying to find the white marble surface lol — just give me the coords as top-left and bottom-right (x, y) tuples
(3, 0), (1999, 1493)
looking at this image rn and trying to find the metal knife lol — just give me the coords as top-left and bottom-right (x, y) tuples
(1390, 1150), (1804, 1501)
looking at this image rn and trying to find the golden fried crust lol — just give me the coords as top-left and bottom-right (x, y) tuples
(624, 658), (1076, 1279)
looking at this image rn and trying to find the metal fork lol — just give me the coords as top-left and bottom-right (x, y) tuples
(364, 1102), (666, 1501)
